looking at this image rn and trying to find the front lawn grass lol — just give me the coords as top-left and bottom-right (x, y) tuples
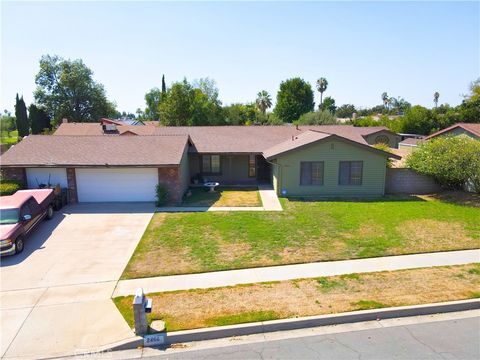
(122, 194), (480, 278)
(182, 187), (261, 207)
(114, 264), (480, 331)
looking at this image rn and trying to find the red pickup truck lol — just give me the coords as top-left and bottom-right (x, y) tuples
(0, 189), (55, 256)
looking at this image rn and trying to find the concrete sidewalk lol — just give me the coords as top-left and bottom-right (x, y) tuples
(258, 184), (283, 211)
(114, 249), (480, 296)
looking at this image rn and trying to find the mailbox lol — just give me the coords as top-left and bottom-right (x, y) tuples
(145, 298), (153, 313)
(133, 288), (151, 335)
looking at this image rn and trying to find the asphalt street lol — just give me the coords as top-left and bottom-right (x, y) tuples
(143, 316), (480, 360)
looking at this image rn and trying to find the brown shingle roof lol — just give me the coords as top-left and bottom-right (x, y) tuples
(54, 124), (397, 153)
(424, 123), (480, 140)
(399, 137), (422, 146)
(263, 130), (332, 159)
(1, 135), (189, 167)
(263, 130), (401, 160)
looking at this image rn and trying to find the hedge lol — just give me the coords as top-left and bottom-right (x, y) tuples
(0, 180), (22, 196)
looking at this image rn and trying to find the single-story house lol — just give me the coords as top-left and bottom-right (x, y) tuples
(1, 123), (400, 203)
(424, 122), (480, 141)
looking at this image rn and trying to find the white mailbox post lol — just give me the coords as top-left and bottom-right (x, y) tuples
(132, 288), (151, 335)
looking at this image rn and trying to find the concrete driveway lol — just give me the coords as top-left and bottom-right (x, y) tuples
(0, 203), (154, 359)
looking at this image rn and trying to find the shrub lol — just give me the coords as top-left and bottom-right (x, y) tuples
(155, 184), (169, 206)
(0, 180), (22, 196)
(406, 136), (480, 192)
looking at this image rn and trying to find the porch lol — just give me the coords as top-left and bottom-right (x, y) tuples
(188, 154), (271, 186)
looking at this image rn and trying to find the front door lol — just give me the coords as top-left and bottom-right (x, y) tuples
(256, 155), (271, 183)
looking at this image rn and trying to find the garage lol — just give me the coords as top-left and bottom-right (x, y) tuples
(75, 168), (158, 202)
(26, 168), (68, 189)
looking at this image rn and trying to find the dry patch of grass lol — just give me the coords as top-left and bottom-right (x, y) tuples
(395, 219), (477, 253)
(183, 187), (261, 207)
(114, 264), (480, 331)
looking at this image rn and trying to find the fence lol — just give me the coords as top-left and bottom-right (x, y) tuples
(385, 168), (442, 194)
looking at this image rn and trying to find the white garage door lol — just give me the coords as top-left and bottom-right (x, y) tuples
(26, 168), (68, 189)
(76, 168), (158, 202)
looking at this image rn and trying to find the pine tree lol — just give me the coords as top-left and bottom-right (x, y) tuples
(161, 75), (166, 94)
(29, 104), (51, 134)
(15, 94), (29, 137)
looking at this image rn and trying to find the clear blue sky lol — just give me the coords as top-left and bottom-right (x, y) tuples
(1, 1), (479, 114)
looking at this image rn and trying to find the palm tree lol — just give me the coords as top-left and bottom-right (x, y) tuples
(316, 78), (328, 106)
(381, 92), (389, 109)
(256, 90), (272, 115)
(434, 91), (440, 108)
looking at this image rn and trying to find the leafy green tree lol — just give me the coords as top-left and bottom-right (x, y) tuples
(320, 96), (336, 113)
(224, 103), (258, 125)
(316, 77), (328, 106)
(274, 78), (314, 123)
(158, 79), (224, 126)
(406, 136), (480, 192)
(0, 111), (16, 136)
(255, 90), (272, 115)
(29, 104), (51, 134)
(144, 88), (162, 120)
(34, 55), (116, 124)
(433, 91), (440, 108)
(401, 105), (435, 134)
(457, 79), (480, 123)
(15, 94), (29, 137)
(296, 110), (337, 125)
(336, 104), (356, 119)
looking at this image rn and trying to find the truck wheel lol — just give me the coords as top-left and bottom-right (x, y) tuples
(46, 205), (54, 220)
(15, 237), (24, 254)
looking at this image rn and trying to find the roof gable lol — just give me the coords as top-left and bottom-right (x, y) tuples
(425, 123), (480, 140)
(263, 130), (401, 160)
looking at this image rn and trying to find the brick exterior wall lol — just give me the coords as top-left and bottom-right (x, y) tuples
(66, 168), (78, 203)
(1, 167), (27, 187)
(158, 167), (182, 205)
(386, 168), (442, 195)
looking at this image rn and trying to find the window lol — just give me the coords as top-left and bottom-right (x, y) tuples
(20, 204), (31, 218)
(248, 155), (256, 177)
(375, 135), (390, 145)
(300, 162), (324, 185)
(202, 155), (220, 174)
(339, 161), (363, 185)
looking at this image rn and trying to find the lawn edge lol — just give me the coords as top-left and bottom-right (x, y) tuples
(120, 248), (480, 280)
(105, 298), (480, 355)
(162, 298), (480, 344)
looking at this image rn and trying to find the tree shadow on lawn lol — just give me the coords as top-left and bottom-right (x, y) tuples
(418, 191), (480, 208)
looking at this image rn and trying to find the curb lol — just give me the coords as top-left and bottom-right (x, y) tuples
(96, 298), (479, 354)
(163, 299), (479, 345)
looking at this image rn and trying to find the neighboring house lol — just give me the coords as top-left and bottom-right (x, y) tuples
(1, 124), (400, 203)
(424, 123), (480, 141)
(100, 118), (147, 126)
(398, 137), (424, 151)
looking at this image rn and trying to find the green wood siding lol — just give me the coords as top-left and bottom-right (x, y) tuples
(274, 139), (387, 197)
(440, 128), (479, 140)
